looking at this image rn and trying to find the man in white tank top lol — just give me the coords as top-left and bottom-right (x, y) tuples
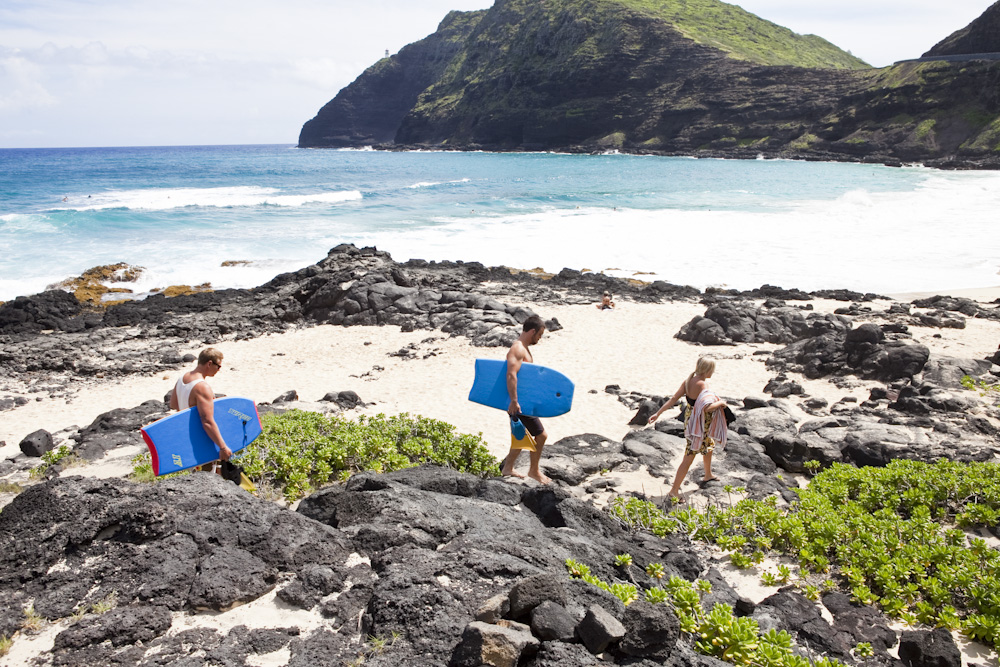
(169, 347), (232, 462)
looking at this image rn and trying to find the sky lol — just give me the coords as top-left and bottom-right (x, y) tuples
(0, 0), (994, 149)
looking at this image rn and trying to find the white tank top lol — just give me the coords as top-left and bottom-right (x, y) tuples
(174, 376), (204, 410)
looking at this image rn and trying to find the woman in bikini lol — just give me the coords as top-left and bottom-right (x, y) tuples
(647, 357), (728, 502)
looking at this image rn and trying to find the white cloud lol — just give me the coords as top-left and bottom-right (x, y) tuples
(286, 57), (367, 91)
(0, 52), (58, 111)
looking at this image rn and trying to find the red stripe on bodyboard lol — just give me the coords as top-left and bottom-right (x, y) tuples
(140, 428), (160, 476)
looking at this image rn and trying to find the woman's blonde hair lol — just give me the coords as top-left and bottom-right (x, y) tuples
(693, 356), (715, 378)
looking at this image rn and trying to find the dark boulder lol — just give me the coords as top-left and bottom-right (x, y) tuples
(0, 290), (85, 335)
(53, 604), (172, 650)
(576, 604), (626, 654)
(530, 600), (577, 642)
(19, 429), (54, 458)
(769, 324), (929, 381)
(509, 574), (568, 619)
(898, 627), (961, 667)
(822, 592), (897, 656)
(754, 588), (851, 658)
(615, 600), (680, 661)
(73, 400), (167, 460)
(0, 474), (351, 638)
(320, 390), (365, 409)
(677, 301), (849, 346)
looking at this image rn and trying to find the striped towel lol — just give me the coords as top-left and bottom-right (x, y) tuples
(686, 389), (729, 452)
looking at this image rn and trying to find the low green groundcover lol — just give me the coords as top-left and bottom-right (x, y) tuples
(609, 459), (1000, 648)
(133, 410), (498, 501)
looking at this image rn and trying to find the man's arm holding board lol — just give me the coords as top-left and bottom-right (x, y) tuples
(192, 383), (232, 461)
(506, 344), (524, 417)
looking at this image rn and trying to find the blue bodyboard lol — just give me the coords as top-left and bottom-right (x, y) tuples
(141, 397), (262, 476)
(468, 359), (574, 418)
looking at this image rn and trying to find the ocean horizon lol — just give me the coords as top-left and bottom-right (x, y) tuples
(2, 143), (999, 303)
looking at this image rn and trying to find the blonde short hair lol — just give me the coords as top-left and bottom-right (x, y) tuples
(198, 347), (223, 366)
(694, 357), (716, 377)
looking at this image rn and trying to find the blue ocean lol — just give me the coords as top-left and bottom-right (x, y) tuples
(1, 144), (998, 302)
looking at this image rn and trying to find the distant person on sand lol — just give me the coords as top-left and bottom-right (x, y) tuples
(501, 315), (550, 484)
(596, 291), (615, 310)
(647, 357), (728, 502)
(169, 347), (232, 464)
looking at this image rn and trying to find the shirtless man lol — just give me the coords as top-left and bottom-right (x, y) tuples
(501, 315), (550, 484)
(169, 347), (232, 463)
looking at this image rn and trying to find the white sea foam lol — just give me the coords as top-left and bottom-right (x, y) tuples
(349, 172), (1000, 295)
(405, 178), (471, 189)
(51, 187), (362, 212)
(0, 213), (50, 231)
(118, 258), (312, 298)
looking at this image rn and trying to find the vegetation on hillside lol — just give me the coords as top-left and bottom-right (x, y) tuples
(410, 0), (867, 124)
(619, 0), (869, 69)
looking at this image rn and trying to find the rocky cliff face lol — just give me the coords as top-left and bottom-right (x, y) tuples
(924, 0), (1000, 57)
(297, 10), (485, 148)
(300, 0), (1000, 167)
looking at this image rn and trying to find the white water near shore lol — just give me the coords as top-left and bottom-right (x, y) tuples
(3, 147), (1000, 301)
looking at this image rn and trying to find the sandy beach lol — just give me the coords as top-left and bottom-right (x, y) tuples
(3, 294), (999, 466)
(0, 288), (1000, 490)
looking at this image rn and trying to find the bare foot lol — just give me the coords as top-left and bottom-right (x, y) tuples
(667, 492), (685, 504)
(701, 476), (719, 484)
(502, 469), (526, 479)
(527, 471), (551, 485)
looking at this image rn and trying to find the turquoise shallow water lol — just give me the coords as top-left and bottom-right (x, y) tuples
(1, 144), (998, 300)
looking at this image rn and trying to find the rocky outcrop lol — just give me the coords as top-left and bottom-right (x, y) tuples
(911, 294), (1000, 321)
(298, 11), (486, 148)
(3, 452), (919, 666)
(0, 474), (352, 638)
(766, 322), (930, 381)
(676, 299), (850, 345)
(0, 244), (692, 381)
(299, 0), (1000, 168)
(924, 0), (1000, 58)
(0, 290), (96, 335)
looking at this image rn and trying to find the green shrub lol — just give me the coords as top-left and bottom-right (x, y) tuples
(129, 410), (497, 501)
(235, 410), (497, 501)
(29, 444), (78, 480)
(961, 374), (1000, 406)
(609, 459), (1000, 647)
(128, 452), (190, 484)
(566, 556), (844, 667)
